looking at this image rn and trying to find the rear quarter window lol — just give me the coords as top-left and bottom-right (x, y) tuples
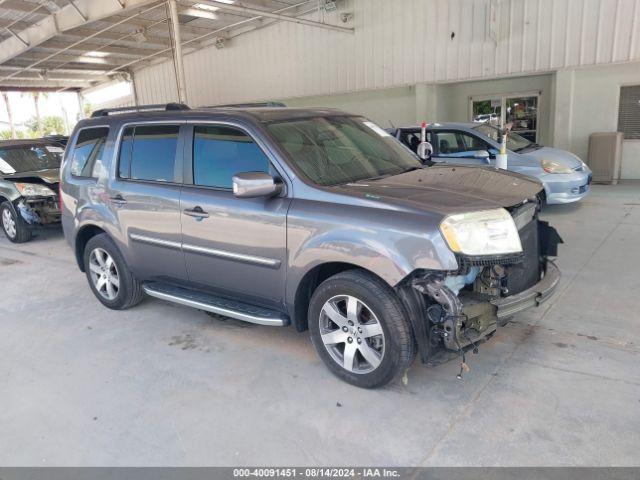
(70, 127), (110, 178)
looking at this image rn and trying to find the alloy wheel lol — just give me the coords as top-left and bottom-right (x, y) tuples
(89, 248), (120, 301)
(2, 208), (16, 239)
(319, 295), (385, 374)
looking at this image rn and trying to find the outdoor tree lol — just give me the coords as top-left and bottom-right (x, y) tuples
(1, 92), (16, 138)
(25, 115), (66, 137)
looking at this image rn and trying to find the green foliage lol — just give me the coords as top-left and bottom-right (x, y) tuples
(25, 115), (66, 137)
(0, 130), (26, 140)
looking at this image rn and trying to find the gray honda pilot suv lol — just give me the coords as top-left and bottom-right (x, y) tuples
(61, 104), (562, 388)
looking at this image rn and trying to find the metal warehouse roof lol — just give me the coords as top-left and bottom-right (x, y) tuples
(0, 0), (351, 91)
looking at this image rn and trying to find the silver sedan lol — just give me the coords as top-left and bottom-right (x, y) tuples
(390, 122), (592, 204)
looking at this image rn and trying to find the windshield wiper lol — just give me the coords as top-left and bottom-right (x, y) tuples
(358, 166), (422, 183)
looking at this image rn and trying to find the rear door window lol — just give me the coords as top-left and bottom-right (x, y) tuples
(71, 127), (109, 177)
(118, 125), (180, 182)
(192, 125), (270, 189)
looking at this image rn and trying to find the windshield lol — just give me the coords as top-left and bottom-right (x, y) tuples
(266, 116), (422, 186)
(473, 124), (536, 152)
(0, 144), (63, 174)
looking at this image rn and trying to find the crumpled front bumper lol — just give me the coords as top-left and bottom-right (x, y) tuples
(17, 197), (61, 227)
(491, 260), (561, 318)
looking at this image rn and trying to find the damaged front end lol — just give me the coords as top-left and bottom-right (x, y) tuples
(10, 180), (61, 228)
(398, 201), (562, 376)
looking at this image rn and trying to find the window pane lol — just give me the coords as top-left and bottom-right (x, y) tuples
(435, 132), (460, 154)
(618, 85), (640, 140)
(118, 127), (134, 179)
(460, 133), (487, 151)
(0, 144), (62, 174)
(71, 128), (109, 177)
(193, 125), (270, 189)
(130, 125), (179, 182)
(266, 117), (421, 186)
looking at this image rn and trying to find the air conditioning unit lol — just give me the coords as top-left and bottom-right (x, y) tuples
(587, 132), (623, 185)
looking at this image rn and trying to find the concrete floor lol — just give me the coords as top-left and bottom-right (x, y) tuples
(0, 183), (639, 467)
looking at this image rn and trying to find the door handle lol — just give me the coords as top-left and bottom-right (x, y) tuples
(110, 195), (127, 205)
(183, 206), (209, 219)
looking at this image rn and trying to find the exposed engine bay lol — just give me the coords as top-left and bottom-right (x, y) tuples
(398, 199), (563, 377)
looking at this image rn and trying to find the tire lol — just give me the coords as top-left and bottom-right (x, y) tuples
(83, 233), (144, 310)
(1, 201), (32, 243)
(308, 270), (416, 388)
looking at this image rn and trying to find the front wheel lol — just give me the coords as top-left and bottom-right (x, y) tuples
(308, 270), (416, 388)
(1, 201), (32, 243)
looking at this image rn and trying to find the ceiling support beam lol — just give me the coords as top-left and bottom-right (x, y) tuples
(68, 1), (88, 22)
(166, 0), (187, 104)
(0, 0), (160, 65)
(6, 27), (29, 47)
(0, 2), (164, 84)
(196, 0), (354, 34)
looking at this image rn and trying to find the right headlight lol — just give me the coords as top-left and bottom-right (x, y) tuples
(440, 208), (523, 256)
(541, 159), (574, 174)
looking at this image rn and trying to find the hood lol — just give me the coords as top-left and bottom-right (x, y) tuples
(520, 146), (584, 169)
(333, 165), (543, 215)
(2, 168), (60, 185)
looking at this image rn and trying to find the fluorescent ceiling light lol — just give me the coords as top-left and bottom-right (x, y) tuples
(75, 55), (109, 64)
(84, 50), (109, 58)
(183, 7), (218, 20)
(192, 0), (234, 12)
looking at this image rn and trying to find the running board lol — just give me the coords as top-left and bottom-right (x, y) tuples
(142, 282), (289, 327)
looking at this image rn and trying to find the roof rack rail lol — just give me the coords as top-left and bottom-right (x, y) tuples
(91, 103), (190, 118)
(202, 101), (286, 108)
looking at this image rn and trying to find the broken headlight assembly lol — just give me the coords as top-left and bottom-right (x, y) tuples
(439, 208), (523, 256)
(541, 159), (574, 174)
(15, 182), (56, 197)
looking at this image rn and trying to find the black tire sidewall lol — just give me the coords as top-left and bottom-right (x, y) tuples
(83, 234), (135, 310)
(1, 201), (31, 243)
(309, 271), (413, 388)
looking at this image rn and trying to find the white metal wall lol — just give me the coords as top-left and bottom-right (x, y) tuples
(133, 0), (640, 106)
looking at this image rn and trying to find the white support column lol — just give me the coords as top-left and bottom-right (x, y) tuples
(77, 91), (85, 119)
(167, 0), (187, 105)
(552, 69), (575, 151)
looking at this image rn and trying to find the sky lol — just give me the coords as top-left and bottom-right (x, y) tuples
(0, 91), (82, 134)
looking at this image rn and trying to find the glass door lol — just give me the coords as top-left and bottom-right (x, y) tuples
(472, 98), (502, 127)
(505, 96), (538, 142)
(470, 92), (540, 142)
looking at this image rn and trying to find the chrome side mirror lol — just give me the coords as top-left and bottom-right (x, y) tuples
(416, 141), (433, 162)
(232, 172), (282, 198)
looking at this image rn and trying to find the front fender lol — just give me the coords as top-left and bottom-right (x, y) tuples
(285, 200), (458, 306)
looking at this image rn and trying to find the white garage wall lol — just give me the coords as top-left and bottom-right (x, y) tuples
(564, 62), (640, 179)
(282, 86), (417, 127)
(132, 0), (640, 106)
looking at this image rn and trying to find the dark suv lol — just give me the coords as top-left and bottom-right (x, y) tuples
(60, 104), (561, 388)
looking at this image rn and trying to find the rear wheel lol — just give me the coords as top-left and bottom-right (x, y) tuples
(1, 201), (32, 243)
(83, 233), (144, 310)
(309, 270), (416, 388)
